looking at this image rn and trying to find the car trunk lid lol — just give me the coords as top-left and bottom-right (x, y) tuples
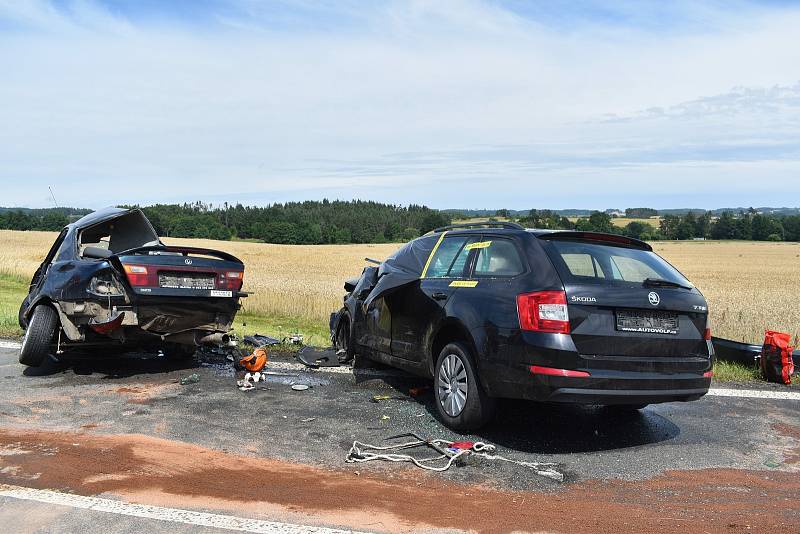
(114, 246), (245, 298)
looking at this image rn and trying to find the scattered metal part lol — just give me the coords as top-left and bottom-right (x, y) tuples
(291, 384), (310, 391)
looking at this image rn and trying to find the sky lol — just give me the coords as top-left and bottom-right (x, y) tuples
(1, 0), (799, 210)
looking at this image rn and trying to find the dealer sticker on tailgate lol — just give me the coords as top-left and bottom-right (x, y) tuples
(210, 290), (233, 297)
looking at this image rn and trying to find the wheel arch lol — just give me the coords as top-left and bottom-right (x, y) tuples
(427, 319), (478, 376)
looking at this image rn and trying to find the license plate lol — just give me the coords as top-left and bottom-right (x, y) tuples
(616, 310), (679, 335)
(158, 271), (215, 290)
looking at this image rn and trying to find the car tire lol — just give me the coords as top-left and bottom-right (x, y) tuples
(18, 304), (58, 368)
(162, 343), (196, 360)
(335, 314), (355, 363)
(434, 342), (496, 431)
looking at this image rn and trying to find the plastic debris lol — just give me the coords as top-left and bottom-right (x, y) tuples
(179, 373), (200, 385)
(346, 434), (563, 481)
(291, 384), (310, 391)
(243, 334), (281, 347)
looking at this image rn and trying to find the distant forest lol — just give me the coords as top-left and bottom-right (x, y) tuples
(0, 201), (450, 244)
(516, 209), (800, 242)
(2, 203), (800, 244)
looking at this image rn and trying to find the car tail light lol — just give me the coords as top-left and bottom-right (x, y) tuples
(517, 291), (570, 333)
(123, 264), (150, 286)
(703, 370), (714, 378)
(218, 270), (244, 291)
(703, 314), (712, 340)
(530, 365), (590, 378)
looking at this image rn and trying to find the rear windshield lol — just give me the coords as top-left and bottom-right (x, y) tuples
(545, 240), (692, 287)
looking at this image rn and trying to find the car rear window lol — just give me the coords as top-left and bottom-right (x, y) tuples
(546, 240), (692, 286)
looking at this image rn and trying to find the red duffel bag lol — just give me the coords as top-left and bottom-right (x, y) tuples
(761, 331), (795, 385)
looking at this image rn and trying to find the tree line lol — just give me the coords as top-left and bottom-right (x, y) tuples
(514, 209), (800, 241)
(2, 203), (800, 244)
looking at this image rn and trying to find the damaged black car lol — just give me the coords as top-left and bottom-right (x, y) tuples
(332, 222), (714, 430)
(18, 207), (247, 367)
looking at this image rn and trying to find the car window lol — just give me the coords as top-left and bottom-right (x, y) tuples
(473, 239), (524, 277)
(546, 240), (692, 286)
(561, 253), (606, 278)
(425, 236), (476, 278)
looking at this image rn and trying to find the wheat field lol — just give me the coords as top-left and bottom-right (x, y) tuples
(1, 230), (798, 345)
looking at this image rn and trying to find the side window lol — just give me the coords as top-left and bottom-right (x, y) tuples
(425, 236), (476, 278)
(473, 239), (525, 277)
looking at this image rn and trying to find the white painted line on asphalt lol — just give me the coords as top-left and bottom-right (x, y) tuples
(0, 340), (20, 350)
(706, 388), (800, 401)
(0, 484), (372, 534)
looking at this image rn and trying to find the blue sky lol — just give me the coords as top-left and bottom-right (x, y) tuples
(1, 1), (799, 210)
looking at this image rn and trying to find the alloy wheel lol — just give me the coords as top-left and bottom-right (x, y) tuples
(438, 353), (468, 417)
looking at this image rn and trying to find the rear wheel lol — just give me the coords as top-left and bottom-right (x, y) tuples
(434, 342), (496, 431)
(19, 305), (58, 367)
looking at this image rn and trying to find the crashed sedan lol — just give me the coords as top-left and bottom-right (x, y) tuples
(17, 207), (246, 367)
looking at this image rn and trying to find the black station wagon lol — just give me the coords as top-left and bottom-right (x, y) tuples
(331, 222), (714, 430)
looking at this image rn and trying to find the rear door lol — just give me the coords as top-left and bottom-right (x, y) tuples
(388, 234), (478, 361)
(542, 239), (710, 359)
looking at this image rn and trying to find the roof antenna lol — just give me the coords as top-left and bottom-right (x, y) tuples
(48, 186), (59, 208)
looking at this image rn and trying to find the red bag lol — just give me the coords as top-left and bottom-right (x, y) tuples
(761, 331), (795, 385)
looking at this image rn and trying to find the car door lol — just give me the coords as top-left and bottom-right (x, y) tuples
(446, 235), (529, 370)
(388, 234), (479, 361)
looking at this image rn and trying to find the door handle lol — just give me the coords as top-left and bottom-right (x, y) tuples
(431, 292), (448, 301)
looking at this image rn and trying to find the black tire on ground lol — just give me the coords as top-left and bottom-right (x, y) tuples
(162, 343), (197, 360)
(335, 314), (355, 363)
(18, 304), (58, 367)
(434, 342), (496, 431)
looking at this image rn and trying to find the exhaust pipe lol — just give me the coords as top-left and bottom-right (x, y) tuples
(198, 332), (231, 346)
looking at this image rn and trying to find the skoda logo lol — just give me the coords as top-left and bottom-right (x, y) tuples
(648, 292), (660, 306)
(184, 258), (193, 265)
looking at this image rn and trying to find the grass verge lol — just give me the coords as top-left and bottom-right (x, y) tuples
(0, 273), (26, 338)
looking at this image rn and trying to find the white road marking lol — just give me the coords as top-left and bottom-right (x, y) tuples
(1, 339), (796, 398)
(705, 388), (800, 401)
(0, 484), (372, 534)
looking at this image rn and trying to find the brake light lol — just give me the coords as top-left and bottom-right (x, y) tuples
(703, 328), (712, 341)
(517, 291), (570, 333)
(530, 365), (590, 377)
(123, 264), (150, 286)
(218, 270), (244, 290)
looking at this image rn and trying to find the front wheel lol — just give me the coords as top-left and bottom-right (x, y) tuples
(434, 342), (496, 431)
(335, 313), (354, 363)
(19, 305), (58, 367)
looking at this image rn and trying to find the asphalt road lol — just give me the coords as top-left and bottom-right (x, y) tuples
(0, 342), (798, 533)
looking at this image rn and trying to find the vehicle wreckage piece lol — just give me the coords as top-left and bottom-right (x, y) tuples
(712, 336), (800, 367)
(17, 207), (247, 367)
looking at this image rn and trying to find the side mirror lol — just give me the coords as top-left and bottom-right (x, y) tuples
(82, 246), (113, 259)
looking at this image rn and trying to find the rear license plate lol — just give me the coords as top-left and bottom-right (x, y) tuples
(158, 271), (215, 290)
(616, 310), (679, 335)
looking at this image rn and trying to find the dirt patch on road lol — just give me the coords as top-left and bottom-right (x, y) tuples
(0, 427), (798, 533)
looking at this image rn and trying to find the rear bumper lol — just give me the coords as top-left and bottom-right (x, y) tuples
(499, 370), (711, 404)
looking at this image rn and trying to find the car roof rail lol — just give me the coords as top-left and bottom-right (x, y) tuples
(432, 221), (525, 233)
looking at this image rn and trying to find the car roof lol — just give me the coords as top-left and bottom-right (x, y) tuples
(70, 207), (134, 229)
(422, 224), (651, 251)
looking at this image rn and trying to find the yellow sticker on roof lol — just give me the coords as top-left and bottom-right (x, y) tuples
(449, 280), (479, 288)
(465, 240), (492, 250)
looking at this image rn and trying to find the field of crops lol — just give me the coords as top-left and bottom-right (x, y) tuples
(1, 230), (798, 345)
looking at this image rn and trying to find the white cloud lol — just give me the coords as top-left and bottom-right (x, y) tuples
(0, 0), (799, 209)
